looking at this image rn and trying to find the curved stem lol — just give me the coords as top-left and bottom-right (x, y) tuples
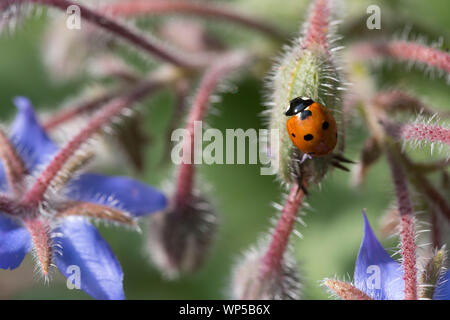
(26, 0), (200, 68)
(352, 41), (450, 74)
(22, 76), (166, 207)
(174, 52), (247, 210)
(43, 92), (118, 131)
(102, 0), (285, 40)
(260, 182), (306, 277)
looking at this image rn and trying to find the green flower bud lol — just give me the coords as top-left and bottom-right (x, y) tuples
(267, 0), (344, 184)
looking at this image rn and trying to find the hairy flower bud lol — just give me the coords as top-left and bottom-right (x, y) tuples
(146, 192), (217, 279)
(419, 247), (447, 299)
(231, 243), (301, 300)
(267, 0), (344, 184)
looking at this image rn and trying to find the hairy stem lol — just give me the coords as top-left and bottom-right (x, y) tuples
(397, 123), (450, 146)
(43, 92), (118, 131)
(0, 129), (27, 193)
(303, 0), (331, 49)
(324, 280), (373, 300)
(352, 41), (450, 74)
(102, 0), (285, 40)
(22, 76), (166, 207)
(23, 218), (52, 276)
(26, 0), (199, 68)
(174, 52), (247, 210)
(386, 149), (417, 300)
(260, 182), (306, 277)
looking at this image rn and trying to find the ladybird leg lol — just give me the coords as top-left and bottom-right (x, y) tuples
(299, 153), (313, 165)
(331, 161), (350, 172)
(332, 154), (356, 164)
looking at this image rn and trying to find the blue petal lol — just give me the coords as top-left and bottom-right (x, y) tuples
(433, 270), (450, 300)
(66, 173), (167, 217)
(354, 212), (404, 300)
(55, 218), (125, 300)
(10, 97), (58, 171)
(0, 164), (7, 191)
(0, 214), (31, 270)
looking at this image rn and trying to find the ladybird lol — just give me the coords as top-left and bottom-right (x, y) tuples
(285, 96), (337, 157)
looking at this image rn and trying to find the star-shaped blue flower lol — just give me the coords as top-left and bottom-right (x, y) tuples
(354, 212), (450, 300)
(0, 97), (167, 299)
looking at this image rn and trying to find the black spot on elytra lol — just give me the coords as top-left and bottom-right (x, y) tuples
(300, 110), (312, 120)
(304, 134), (313, 141)
(291, 133), (296, 138)
(322, 121), (329, 130)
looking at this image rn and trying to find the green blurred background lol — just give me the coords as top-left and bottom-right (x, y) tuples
(0, 0), (448, 299)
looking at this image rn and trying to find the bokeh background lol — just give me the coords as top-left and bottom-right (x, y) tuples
(0, 0), (448, 299)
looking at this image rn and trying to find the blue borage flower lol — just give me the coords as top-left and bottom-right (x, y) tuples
(0, 97), (167, 299)
(354, 212), (450, 300)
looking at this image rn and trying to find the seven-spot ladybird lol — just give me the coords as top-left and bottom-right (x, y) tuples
(285, 96), (337, 157)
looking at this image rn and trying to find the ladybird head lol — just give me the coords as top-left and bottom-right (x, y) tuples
(285, 96), (314, 116)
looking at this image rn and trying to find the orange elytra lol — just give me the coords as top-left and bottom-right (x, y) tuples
(285, 96), (337, 157)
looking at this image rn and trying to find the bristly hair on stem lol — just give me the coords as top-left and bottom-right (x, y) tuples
(352, 41), (450, 79)
(21, 75), (171, 208)
(386, 148), (418, 300)
(174, 52), (248, 211)
(323, 279), (373, 300)
(303, 0), (330, 49)
(260, 182), (306, 278)
(146, 52), (247, 278)
(42, 91), (119, 131)
(394, 122), (450, 147)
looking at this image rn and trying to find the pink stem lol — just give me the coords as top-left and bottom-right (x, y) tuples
(260, 183), (306, 277)
(174, 53), (246, 210)
(386, 151), (417, 300)
(22, 79), (162, 207)
(303, 0), (331, 49)
(398, 123), (450, 146)
(353, 41), (450, 73)
(102, 0), (285, 40)
(43, 92), (118, 131)
(25, 0), (198, 68)
(23, 218), (52, 276)
(324, 280), (373, 300)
